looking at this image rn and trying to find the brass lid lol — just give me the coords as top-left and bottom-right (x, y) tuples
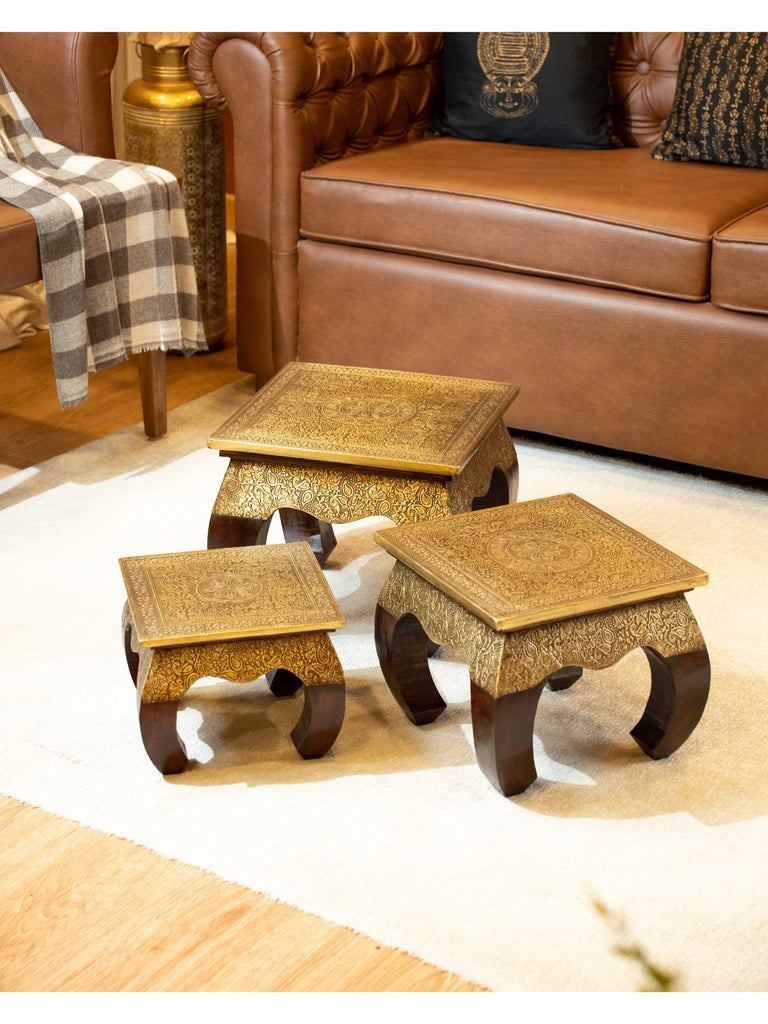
(120, 542), (345, 647)
(207, 361), (519, 476)
(374, 493), (708, 631)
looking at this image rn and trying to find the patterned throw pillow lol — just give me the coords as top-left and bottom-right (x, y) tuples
(652, 32), (768, 169)
(437, 32), (616, 150)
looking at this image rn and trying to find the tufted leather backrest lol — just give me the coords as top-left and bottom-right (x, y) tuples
(291, 32), (443, 162)
(611, 32), (684, 148)
(191, 31), (443, 166)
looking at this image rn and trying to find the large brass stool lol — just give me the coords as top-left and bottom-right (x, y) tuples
(373, 493), (710, 797)
(207, 362), (520, 565)
(120, 542), (345, 774)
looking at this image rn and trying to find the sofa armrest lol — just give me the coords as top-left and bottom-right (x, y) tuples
(0, 32), (118, 158)
(188, 32), (444, 382)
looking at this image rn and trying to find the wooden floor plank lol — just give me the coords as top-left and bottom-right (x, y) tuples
(0, 797), (484, 992)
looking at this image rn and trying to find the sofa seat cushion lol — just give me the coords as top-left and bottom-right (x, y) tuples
(0, 200), (41, 292)
(300, 137), (768, 301)
(712, 207), (768, 315)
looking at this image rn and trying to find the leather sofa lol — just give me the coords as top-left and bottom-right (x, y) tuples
(189, 32), (768, 479)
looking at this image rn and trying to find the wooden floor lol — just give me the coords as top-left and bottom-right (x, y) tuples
(0, 796), (482, 993)
(0, 239), (484, 994)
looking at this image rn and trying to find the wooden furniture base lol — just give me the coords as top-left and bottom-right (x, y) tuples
(373, 494), (710, 797)
(206, 362), (520, 564)
(137, 349), (167, 438)
(120, 543), (345, 774)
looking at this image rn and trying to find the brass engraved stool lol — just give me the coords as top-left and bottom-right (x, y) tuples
(373, 494), (710, 797)
(207, 362), (520, 565)
(120, 543), (345, 775)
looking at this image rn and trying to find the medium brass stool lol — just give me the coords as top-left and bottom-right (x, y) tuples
(373, 493), (710, 797)
(207, 362), (520, 565)
(120, 542), (345, 774)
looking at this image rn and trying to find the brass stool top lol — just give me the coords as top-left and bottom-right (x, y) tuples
(207, 361), (519, 476)
(119, 542), (345, 648)
(374, 493), (708, 632)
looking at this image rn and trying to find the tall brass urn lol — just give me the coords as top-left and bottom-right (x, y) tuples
(123, 42), (227, 344)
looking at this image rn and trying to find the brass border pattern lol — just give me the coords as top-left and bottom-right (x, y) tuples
(120, 543), (344, 646)
(375, 493), (708, 631)
(211, 456), (451, 524)
(444, 420), (519, 512)
(211, 424), (518, 526)
(124, 604), (344, 704)
(207, 362), (519, 475)
(378, 562), (706, 697)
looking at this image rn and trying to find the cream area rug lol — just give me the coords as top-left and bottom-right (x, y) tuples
(1, 377), (767, 993)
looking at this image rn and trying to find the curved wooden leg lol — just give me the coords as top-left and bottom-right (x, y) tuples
(207, 511), (273, 549)
(139, 701), (189, 774)
(506, 448), (520, 504)
(374, 605), (447, 725)
(291, 683), (345, 759)
(546, 666), (584, 691)
(472, 466), (513, 512)
(278, 508), (337, 567)
(266, 667), (303, 696)
(470, 680), (546, 796)
(632, 646), (711, 759)
(123, 619), (140, 687)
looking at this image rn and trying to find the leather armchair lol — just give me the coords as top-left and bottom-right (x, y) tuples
(0, 32), (167, 437)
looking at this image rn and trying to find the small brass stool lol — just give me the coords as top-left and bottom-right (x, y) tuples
(207, 362), (520, 565)
(120, 542), (346, 775)
(373, 493), (710, 797)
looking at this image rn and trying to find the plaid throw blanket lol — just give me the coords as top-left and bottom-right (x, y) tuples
(0, 66), (207, 408)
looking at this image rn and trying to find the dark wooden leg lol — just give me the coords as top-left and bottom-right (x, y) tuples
(207, 511), (273, 549)
(632, 646), (711, 759)
(291, 683), (346, 759)
(278, 508), (337, 567)
(266, 668), (303, 696)
(506, 449), (520, 504)
(137, 350), (167, 438)
(470, 679), (546, 796)
(472, 464), (516, 512)
(124, 619), (140, 687)
(374, 605), (447, 725)
(546, 666), (584, 691)
(138, 701), (189, 774)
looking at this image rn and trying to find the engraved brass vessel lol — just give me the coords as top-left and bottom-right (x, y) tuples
(123, 42), (227, 344)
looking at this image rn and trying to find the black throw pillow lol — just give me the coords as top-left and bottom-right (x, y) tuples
(437, 32), (616, 149)
(653, 32), (768, 169)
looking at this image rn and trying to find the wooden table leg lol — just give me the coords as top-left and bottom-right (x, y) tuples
(278, 508), (337, 567)
(137, 349), (167, 439)
(207, 511), (273, 548)
(266, 667), (303, 696)
(632, 646), (711, 759)
(546, 666), (584, 691)
(139, 701), (189, 774)
(374, 604), (447, 725)
(471, 445), (520, 510)
(123, 613), (140, 687)
(291, 683), (346, 759)
(470, 680), (546, 796)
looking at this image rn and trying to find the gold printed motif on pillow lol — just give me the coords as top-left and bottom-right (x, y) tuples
(477, 32), (550, 118)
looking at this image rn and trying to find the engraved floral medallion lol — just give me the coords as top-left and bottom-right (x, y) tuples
(194, 571), (263, 603)
(486, 529), (594, 572)
(321, 396), (418, 423)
